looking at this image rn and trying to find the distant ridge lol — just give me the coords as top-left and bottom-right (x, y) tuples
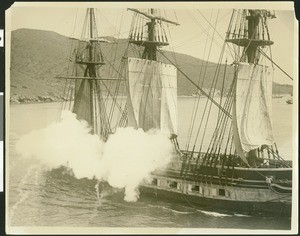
(10, 28), (293, 103)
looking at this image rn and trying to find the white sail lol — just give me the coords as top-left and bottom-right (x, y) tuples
(233, 62), (274, 153)
(127, 57), (177, 136)
(161, 65), (178, 135)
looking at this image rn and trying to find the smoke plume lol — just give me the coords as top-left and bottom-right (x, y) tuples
(15, 110), (174, 201)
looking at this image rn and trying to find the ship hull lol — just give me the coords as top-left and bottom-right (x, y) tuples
(139, 184), (291, 217)
(140, 159), (292, 217)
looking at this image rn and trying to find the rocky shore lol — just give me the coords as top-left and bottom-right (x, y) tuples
(10, 94), (70, 104)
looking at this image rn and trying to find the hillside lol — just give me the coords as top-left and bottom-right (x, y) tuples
(10, 29), (71, 102)
(10, 28), (292, 103)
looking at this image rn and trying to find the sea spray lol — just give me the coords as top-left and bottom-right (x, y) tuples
(95, 181), (100, 200)
(15, 110), (174, 201)
(9, 164), (41, 224)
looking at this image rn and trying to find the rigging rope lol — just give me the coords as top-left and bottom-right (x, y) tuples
(185, 10), (214, 151)
(259, 49), (293, 81)
(192, 10), (223, 149)
(158, 50), (232, 119)
(197, 9), (236, 61)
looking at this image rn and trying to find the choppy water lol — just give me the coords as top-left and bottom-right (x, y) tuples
(8, 97), (293, 230)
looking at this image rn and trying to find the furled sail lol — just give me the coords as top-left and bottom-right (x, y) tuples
(126, 57), (178, 136)
(233, 62), (274, 153)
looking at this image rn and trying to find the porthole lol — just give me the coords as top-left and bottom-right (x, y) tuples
(152, 178), (158, 185)
(168, 181), (177, 189)
(191, 185), (199, 192)
(219, 188), (225, 196)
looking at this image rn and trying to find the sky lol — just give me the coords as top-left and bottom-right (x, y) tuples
(8, 2), (296, 85)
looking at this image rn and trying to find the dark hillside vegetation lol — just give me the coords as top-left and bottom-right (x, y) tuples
(10, 28), (292, 103)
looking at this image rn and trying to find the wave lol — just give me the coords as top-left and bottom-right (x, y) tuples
(147, 204), (197, 215)
(234, 213), (251, 217)
(163, 207), (197, 215)
(197, 209), (232, 217)
(9, 164), (41, 223)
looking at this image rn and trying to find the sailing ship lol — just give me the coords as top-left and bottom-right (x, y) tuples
(286, 97), (293, 104)
(57, 8), (292, 217)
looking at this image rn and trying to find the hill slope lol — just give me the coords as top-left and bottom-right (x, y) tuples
(10, 28), (292, 103)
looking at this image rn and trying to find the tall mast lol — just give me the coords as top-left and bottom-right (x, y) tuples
(226, 9), (276, 64)
(89, 8), (94, 60)
(56, 8), (111, 139)
(146, 8), (157, 60)
(225, 9), (276, 166)
(126, 8), (180, 144)
(89, 8), (95, 134)
(128, 8), (179, 61)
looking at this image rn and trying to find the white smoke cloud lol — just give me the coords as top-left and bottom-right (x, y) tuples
(15, 110), (174, 202)
(98, 127), (174, 201)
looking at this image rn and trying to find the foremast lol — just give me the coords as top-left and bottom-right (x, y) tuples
(57, 8), (114, 141)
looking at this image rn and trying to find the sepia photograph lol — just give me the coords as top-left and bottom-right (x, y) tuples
(5, 1), (298, 234)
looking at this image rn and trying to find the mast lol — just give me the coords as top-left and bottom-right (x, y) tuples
(128, 8), (179, 61)
(145, 8), (156, 60)
(226, 9), (276, 166)
(89, 8), (95, 134)
(126, 8), (180, 144)
(226, 9), (276, 64)
(192, 9), (290, 168)
(56, 8), (118, 141)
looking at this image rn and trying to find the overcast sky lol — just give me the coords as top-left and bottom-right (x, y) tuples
(9, 2), (296, 85)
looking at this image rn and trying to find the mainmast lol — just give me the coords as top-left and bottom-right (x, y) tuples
(126, 9), (180, 145)
(145, 8), (157, 60)
(128, 8), (179, 61)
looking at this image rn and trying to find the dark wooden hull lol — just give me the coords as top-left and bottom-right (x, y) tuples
(140, 158), (292, 217)
(139, 184), (291, 217)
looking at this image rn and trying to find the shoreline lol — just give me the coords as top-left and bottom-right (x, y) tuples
(10, 94), (291, 105)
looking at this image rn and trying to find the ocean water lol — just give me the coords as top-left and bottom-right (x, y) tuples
(7, 97), (293, 230)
